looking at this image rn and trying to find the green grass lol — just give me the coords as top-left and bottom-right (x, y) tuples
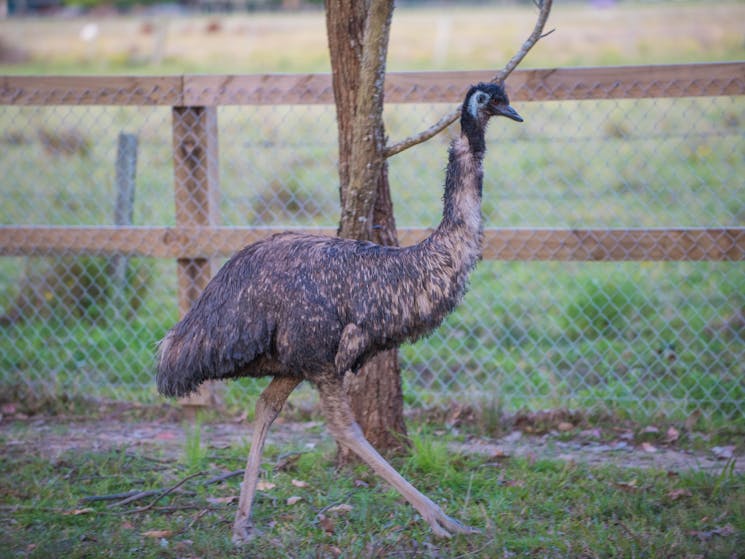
(1, 425), (743, 558)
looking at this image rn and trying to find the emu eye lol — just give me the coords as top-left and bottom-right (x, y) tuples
(476, 92), (489, 105)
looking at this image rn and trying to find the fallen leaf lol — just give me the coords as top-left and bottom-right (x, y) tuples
(142, 530), (173, 539)
(667, 488), (692, 501)
(257, 481), (276, 491)
(640, 442), (657, 453)
(206, 496), (236, 505)
(354, 479), (369, 488)
(614, 479), (639, 493)
(665, 427), (680, 443)
(286, 496), (303, 506)
(491, 449), (510, 459)
(154, 431), (177, 441)
(558, 422), (574, 432)
(63, 508), (94, 516)
(318, 513), (335, 534)
(291, 479), (310, 488)
(120, 521), (135, 530)
(327, 503), (353, 514)
(711, 445), (735, 460)
(641, 425), (660, 435)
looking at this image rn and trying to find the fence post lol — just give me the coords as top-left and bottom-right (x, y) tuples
(111, 132), (138, 307)
(172, 105), (221, 412)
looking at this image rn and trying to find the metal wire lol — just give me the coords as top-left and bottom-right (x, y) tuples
(0, 72), (743, 421)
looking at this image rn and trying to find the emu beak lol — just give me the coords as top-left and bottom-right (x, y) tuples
(496, 104), (523, 122)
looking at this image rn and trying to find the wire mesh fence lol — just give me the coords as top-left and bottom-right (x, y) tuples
(1, 65), (743, 422)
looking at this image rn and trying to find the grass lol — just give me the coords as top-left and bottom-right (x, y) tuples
(1, 423), (743, 558)
(1, 3), (744, 75)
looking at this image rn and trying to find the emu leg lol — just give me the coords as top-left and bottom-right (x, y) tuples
(317, 379), (479, 539)
(232, 376), (301, 545)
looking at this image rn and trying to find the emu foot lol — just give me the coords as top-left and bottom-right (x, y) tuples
(424, 508), (480, 538)
(231, 519), (262, 546)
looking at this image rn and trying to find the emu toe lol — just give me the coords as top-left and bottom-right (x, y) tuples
(424, 508), (480, 538)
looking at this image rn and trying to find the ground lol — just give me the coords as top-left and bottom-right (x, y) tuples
(2, 406), (743, 558)
(2, 407), (741, 475)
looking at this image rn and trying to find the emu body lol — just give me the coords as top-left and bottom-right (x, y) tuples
(157, 173), (480, 395)
(156, 83), (522, 542)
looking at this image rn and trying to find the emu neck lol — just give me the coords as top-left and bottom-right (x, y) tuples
(438, 123), (486, 242)
(401, 122), (487, 330)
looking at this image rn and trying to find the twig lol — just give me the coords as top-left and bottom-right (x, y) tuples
(80, 490), (155, 504)
(124, 450), (177, 466)
(107, 490), (163, 508)
(615, 518), (642, 546)
(384, 0), (553, 158)
(202, 450), (310, 486)
(313, 490), (356, 520)
(202, 469), (243, 486)
(135, 504), (226, 513)
(274, 450), (310, 471)
(493, 0), (554, 84)
(120, 471), (207, 514)
(187, 508), (211, 530)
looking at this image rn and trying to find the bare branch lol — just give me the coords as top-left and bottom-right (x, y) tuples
(384, 0), (553, 158)
(384, 106), (460, 158)
(120, 471), (207, 514)
(202, 469), (243, 486)
(493, 0), (554, 84)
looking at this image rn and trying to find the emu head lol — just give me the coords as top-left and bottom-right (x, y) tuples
(462, 82), (523, 133)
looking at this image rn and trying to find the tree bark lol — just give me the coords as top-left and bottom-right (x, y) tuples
(325, 0), (408, 458)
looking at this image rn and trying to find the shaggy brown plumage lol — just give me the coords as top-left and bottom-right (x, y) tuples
(156, 82), (522, 542)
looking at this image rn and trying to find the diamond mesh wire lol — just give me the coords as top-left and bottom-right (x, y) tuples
(0, 70), (743, 422)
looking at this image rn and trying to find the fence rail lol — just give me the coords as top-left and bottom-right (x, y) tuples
(1, 62), (744, 420)
(2, 63), (744, 264)
(2, 62), (743, 106)
(2, 226), (744, 261)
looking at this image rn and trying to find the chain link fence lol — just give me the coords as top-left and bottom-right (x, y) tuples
(1, 66), (743, 422)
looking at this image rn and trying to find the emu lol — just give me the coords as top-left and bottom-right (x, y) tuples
(156, 82), (523, 542)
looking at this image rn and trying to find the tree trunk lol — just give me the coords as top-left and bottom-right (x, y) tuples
(325, 0), (408, 458)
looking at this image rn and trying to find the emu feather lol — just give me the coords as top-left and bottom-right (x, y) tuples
(156, 82), (522, 542)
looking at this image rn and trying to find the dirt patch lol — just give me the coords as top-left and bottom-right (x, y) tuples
(450, 430), (742, 474)
(1, 416), (326, 463)
(1, 414), (741, 474)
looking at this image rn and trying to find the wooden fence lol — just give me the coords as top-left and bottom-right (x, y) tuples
(2, 62), (745, 319)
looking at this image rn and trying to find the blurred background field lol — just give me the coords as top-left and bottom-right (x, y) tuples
(0, 1), (743, 428)
(1, 2), (744, 74)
